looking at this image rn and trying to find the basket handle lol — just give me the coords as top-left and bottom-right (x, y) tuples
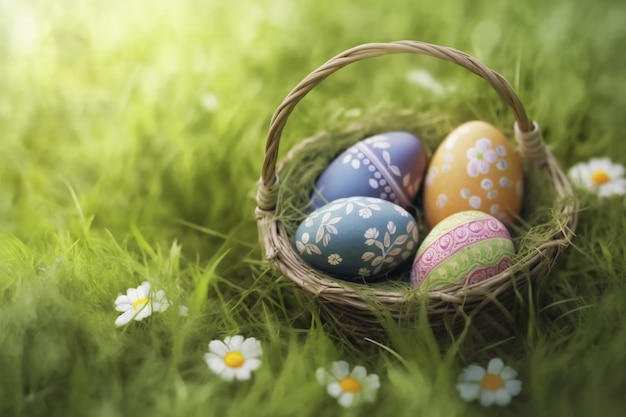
(257, 40), (546, 211)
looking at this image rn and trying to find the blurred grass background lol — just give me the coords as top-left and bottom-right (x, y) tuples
(1, 0), (626, 416)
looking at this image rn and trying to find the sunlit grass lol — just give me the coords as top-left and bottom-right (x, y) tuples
(1, 0), (626, 415)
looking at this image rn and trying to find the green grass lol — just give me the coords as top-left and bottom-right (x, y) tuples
(1, 0), (626, 415)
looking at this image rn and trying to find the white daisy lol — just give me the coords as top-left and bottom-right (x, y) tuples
(178, 305), (189, 316)
(567, 157), (626, 197)
(114, 281), (170, 327)
(456, 358), (522, 407)
(316, 361), (380, 408)
(204, 335), (262, 381)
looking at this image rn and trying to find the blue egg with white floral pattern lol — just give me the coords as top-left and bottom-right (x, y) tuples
(311, 132), (427, 210)
(294, 196), (419, 282)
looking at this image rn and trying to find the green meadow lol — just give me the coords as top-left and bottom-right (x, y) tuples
(1, 0), (626, 415)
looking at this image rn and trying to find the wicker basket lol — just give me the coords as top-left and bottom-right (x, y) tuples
(255, 40), (578, 341)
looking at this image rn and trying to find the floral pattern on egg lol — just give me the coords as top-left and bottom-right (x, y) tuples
(423, 121), (523, 228)
(340, 136), (408, 202)
(466, 138), (498, 177)
(295, 197), (419, 282)
(311, 132), (427, 210)
(410, 210), (515, 289)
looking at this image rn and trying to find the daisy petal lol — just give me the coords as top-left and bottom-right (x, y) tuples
(505, 379), (522, 396)
(456, 382), (481, 401)
(364, 374), (380, 390)
(500, 366), (518, 380)
(568, 169), (588, 186)
(152, 291), (170, 312)
(330, 361), (350, 380)
(208, 340), (229, 357)
(241, 337), (262, 358)
(571, 166), (593, 185)
(205, 356), (227, 375)
(495, 388), (512, 406)
(338, 392), (355, 408)
(153, 301), (170, 313)
(327, 382), (342, 398)
(600, 179), (626, 197)
(362, 386), (377, 403)
(114, 294), (131, 306)
(480, 389), (496, 407)
(115, 301), (132, 312)
(612, 177), (626, 188)
(127, 288), (138, 300)
(589, 157), (611, 169)
(234, 367), (252, 381)
(350, 365), (367, 379)
(220, 367), (236, 381)
(115, 310), (134, 327)
(226, 335), (244, 350)
(137, 282), (150, 298)
(487, 358), (504, 375)
(133, 306), (152, 321)
(245, 358), (262, 371)
(612, 164), (625, 178)
(154, 288), (166, 300)
(204, 352), (221, 361)
(462, 365), (486, 382)
(603, 162), (625, 178)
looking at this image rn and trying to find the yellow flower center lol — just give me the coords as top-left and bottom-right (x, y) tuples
(132, 297), (148, 311)
(339, 377), (361, 393)
(591, 170), (610, 185)
(481, 373), (504, 391)
(224, 351), (245, 368)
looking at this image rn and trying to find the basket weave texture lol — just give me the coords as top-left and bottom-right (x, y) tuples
(255, 41), (578, 340)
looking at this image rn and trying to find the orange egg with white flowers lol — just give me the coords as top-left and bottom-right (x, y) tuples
(422, 121), (523, 229)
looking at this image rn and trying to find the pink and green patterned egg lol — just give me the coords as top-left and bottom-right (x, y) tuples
(410, 210), (514, 289)
(295, 196), (419, 282)
(311, 132), (427, 210)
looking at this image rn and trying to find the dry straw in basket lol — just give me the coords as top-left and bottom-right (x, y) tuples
(255, 40), (578, 341)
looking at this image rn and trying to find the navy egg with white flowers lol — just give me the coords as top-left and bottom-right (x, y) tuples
(294, 197), (419, 282)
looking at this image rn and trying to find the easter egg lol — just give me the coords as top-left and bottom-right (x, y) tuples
(422, 121), (523, 228)
(411, 211), (515, 289)
(311, 132), (427, 210)
(295, 196), (419, 282)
